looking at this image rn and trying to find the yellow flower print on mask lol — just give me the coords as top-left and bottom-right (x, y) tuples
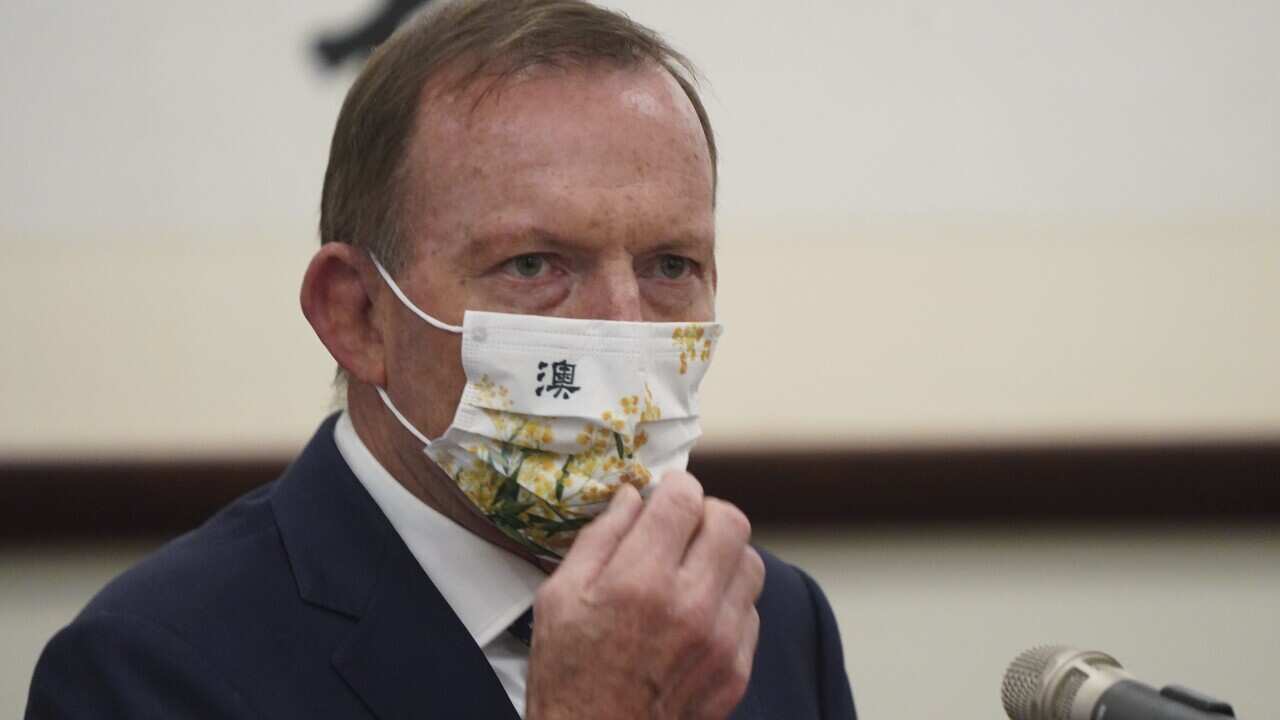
(475, 375), (520, 436)
(620, 394), (640, 416)
(432, 380), (671, 559)
(600, 410), (626, 433)
(640, 384), (662, 422)
(515, 451), (562, 501)
(672, 325), (715, 375)
(473, 375), (513, 409)
(510, 415), (555, 449)
(450, 441), (591, 559)
(453, 456), (501, 511)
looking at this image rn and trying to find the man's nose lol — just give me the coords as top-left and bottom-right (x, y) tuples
(580, 262), (643, 322)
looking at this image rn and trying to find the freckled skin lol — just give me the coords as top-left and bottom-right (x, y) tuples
(326, 61), (716, 563)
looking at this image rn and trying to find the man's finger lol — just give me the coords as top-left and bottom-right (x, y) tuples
(691, 606), (761, 720)
(555, 483), (643, 585)
(722, 545), (767, 614)
(609, 471), (705, 573)
(735, 607), (761, 686)
(679, 498), (752, 595)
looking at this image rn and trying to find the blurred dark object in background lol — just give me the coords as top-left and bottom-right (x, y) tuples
(315, 0), (434, 67)
(3, 440), (1278, 542)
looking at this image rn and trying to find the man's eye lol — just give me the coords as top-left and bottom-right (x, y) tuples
(658, 255), (690, 280)
(507, 255), (547, 278)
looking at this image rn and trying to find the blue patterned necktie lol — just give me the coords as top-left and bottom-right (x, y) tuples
(508, 607), (534, 647)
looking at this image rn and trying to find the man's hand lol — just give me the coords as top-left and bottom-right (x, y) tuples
(526, 472), (765, 720)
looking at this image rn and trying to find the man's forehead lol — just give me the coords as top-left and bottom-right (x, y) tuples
(399, 59), (715, 250)
(415, 59), (700, 145)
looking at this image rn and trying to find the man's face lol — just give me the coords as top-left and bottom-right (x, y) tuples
(380, 61), (716, 441)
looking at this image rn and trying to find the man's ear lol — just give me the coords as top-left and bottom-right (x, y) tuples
(300, 243), (387, 388)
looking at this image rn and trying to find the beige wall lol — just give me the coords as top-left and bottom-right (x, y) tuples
(2, 0), (1277, 458)
(2, 4), (1277, 717)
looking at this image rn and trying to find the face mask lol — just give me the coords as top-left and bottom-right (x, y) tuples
(371, 259), (721, 560)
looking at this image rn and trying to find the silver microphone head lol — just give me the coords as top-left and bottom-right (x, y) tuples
(1001, 645), (1132, 720)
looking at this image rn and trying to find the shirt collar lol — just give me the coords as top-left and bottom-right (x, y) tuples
(333, 411), (545, 647)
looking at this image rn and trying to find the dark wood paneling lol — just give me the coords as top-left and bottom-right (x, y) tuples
(688, 442), (1280, 525)
(1, 461), (278, 542)
(3, 441), (1278, 541)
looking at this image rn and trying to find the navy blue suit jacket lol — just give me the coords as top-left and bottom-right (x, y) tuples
(27, 415), (856, 719)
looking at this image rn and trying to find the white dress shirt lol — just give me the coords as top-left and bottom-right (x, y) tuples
(334, 411), (544, 717)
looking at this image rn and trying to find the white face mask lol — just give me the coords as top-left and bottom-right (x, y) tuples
(371, 259), (721, 559)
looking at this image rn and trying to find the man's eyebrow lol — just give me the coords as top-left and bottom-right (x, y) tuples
(459, 226), (714, 265)
(645, 236), (715, 256)
(460, 227), (576, 262)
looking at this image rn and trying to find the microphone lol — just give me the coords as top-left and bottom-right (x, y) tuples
(1001, 645), (1237, 720)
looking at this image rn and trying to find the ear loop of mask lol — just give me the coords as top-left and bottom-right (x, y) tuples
(370, 257), (464, 334)
(376, 386), (435, 448)
(369, 255), (466, 448)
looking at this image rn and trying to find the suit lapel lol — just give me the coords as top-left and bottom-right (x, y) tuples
(331, 526), (520, 720)
(273, 415), (519, 720)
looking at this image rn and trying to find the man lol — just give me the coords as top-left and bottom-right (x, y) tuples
(27, 1), (856, 717)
